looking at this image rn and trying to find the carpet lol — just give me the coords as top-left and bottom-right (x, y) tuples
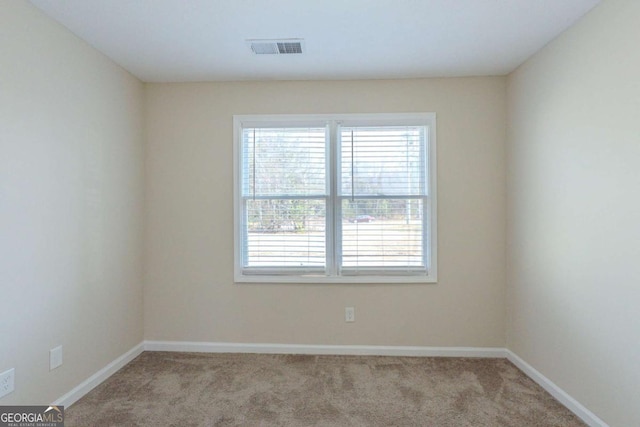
(65, 352), (585, 426)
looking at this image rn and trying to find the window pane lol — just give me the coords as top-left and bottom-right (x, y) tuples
(243, 127), (326, 196)
(341, 198), (424, 268)
(340, 126), (425, 197)
(245, 199), (326, 267)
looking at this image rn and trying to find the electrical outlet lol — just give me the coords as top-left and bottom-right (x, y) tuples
(345, 306), (355, 322)
(0, 368), (15, 398)
(50, 346), (63, 371)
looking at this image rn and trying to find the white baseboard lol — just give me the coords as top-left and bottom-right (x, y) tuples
(506, 350), (608, 427)
(53, 342), (144, 408)
(143, 340), (507, 358)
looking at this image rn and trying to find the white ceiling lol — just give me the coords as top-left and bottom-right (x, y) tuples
(29, 0), (600, 83)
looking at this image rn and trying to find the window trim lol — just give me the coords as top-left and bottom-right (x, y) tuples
(233, 113), (437, 283)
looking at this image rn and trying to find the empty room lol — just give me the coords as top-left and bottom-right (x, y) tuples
(1, 0), (638, 426)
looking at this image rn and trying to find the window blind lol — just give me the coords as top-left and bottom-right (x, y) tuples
(338, 126), (428, 273)
(241, 127), (327, 271)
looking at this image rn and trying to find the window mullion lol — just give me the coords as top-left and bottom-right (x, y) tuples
(327, 121), (339, 276)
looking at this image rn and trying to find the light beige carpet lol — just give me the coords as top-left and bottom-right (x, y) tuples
(66, 352), (585, 426)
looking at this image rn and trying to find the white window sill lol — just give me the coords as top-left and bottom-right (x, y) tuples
(234, 274), (438, 284)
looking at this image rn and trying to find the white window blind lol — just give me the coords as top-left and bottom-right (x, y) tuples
(241, 126), (328, 273)
(338, 126), (428, 274)
(234, 114), (437, 283)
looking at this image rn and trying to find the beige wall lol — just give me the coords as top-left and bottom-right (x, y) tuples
(144, 78), (507, 347)
(506, 1), (640, 425)
(0, 2), (144, 404)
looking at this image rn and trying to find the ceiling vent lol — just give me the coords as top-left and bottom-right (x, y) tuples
(247, 39), (304, 55)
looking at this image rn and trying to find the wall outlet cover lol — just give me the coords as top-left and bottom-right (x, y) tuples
(345, 306), (355, 322)
(0, 368), (15, 398)
(50, 346), (63, 371)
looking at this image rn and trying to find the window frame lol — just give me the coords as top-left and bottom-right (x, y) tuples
(233, 113), (437, 283)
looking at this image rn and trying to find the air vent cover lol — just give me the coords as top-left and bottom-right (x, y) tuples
(247, 39), (304, 55)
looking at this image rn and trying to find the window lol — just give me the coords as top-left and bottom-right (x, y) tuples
(233, 113), (437, 283)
